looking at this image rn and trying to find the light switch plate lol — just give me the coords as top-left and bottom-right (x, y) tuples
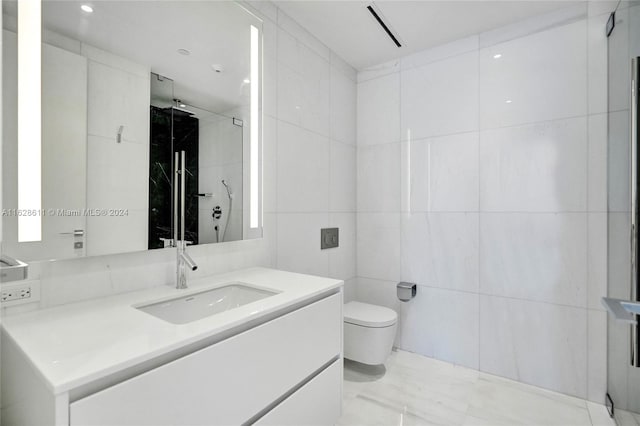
(321, 228), (339, 249)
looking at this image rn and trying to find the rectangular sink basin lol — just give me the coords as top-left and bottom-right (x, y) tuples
(136, 283), (278, 324)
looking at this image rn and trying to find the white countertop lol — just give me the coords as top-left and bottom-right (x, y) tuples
(1, 267), (343, 395)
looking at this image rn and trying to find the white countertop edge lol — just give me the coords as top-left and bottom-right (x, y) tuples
(1, 267), (343, 395)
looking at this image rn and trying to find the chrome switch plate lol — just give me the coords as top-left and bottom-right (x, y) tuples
(321, 228), (339, 249)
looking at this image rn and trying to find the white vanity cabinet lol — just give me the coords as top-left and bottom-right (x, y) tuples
(1, 288), (343, 426)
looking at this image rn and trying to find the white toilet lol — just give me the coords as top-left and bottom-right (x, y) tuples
(343, 301), (398, 365)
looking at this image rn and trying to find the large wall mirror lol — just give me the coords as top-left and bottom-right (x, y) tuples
(2, 0), (263, 261)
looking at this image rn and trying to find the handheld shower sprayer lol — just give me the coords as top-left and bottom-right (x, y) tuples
(222, 179), (233, 199)
(219, 179), (233, 243)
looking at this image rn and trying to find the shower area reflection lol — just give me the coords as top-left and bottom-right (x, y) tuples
(149, 73), (244, 248)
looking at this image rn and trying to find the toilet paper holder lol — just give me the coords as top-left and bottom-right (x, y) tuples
(397, 282), (417, 302)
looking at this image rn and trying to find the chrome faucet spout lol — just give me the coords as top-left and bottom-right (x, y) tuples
(180, 251), (198, 271)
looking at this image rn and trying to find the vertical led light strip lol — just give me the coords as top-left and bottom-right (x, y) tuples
(18, 0), (42, 242)
(250, 25), (259, 228)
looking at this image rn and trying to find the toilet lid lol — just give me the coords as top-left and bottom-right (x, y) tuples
(344, 301), (397, 328)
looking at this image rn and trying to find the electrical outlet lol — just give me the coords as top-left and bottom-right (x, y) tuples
(1, 284), (32, 302)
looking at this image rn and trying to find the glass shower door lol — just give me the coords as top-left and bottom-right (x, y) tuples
(606, 3), (640, 424)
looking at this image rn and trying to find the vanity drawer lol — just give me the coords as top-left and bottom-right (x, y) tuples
(69, 292), (341, 426)
(254, 359), (342, 425)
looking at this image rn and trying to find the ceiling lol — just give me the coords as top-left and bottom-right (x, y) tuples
(274, 1), (586, 70)
(4, 1), (261, 113)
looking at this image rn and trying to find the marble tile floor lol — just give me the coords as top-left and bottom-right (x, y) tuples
(615, 410), (640, 426)
(338, 349), (616, 426)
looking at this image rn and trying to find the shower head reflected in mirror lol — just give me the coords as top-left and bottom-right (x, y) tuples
(222, 179), (232, 199)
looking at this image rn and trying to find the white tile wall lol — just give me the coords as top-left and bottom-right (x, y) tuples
(329, 141), (356, 212)
(479, 295), (587, 397)
(479, 117), (588, 213)
(479, 213), (587, 307)
(357, 143), (401, 212)
(357, 213), (401, 282)
(356, 73), (400, 146)
(276, 213), (329, 277)
(479, 20), (587, 129)
(398, 286), (480, 369)
(401, 51), (479, 140)
(356, 6), (610, 402)
(277, 121), (330, 212)
(401, 132), (479, 212)
(401, 213), (479, 293)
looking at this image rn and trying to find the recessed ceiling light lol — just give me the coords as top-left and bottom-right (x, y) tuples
(505, 99), (513, 104)
(211, 64), (223, 73)
(177, 48), (191, 56)
(243, 79), (250, 84)
(493, 53), (502, 59)
(80, 4), (93, 13)
(180, 104), (186, 108)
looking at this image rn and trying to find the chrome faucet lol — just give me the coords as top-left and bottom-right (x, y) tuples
(177, 240), (197, 289)
(175, 150), (198, 289)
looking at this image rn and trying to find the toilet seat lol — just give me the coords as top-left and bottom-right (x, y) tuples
(344, 301), (397, 328)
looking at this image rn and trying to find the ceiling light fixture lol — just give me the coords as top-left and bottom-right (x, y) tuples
(80, 4), (93, 13)
(505, 99), (513, 104)
(243, 78), (250, 84)
(366, 3), (402, 48)
(177, 48), (191, 56)
(493, 53), (502, 59)
(212, 64), (223, 73)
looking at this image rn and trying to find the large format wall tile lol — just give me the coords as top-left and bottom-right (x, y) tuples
(608, 111), (630, 213)
(400, 50), (479, 140)
(479, 213), (587, 307)
(401, 213), (479, 293)
(588, 12), (609, 115)
(354, 277), (402, 315)
(357, 143), (400, 212)
(262, 116), (278, 214)
(607, 212), (631, 300)
(330, 141), (356, 212)
(276, 213), (329, 277)
(587, 309), (607, 403)
(397, 286), (479, 369)
(607, 7), (630, 113)
(328, 212), (356, 281)
(356, 213), (401, 281)
(479, 117), (588, 213)
(277, 121), (330, 212)
(479, 20), (587, 129)
(277, 28), (331, 136)
(479, 295), (587, 398)
(588, 114), (608, 212)
(401, 132), (479, 212)
(330, 66), (357, 145)
(588, 213), (607, 311)
(607, 312), (630, 409)
(357, 73), (400, 146)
